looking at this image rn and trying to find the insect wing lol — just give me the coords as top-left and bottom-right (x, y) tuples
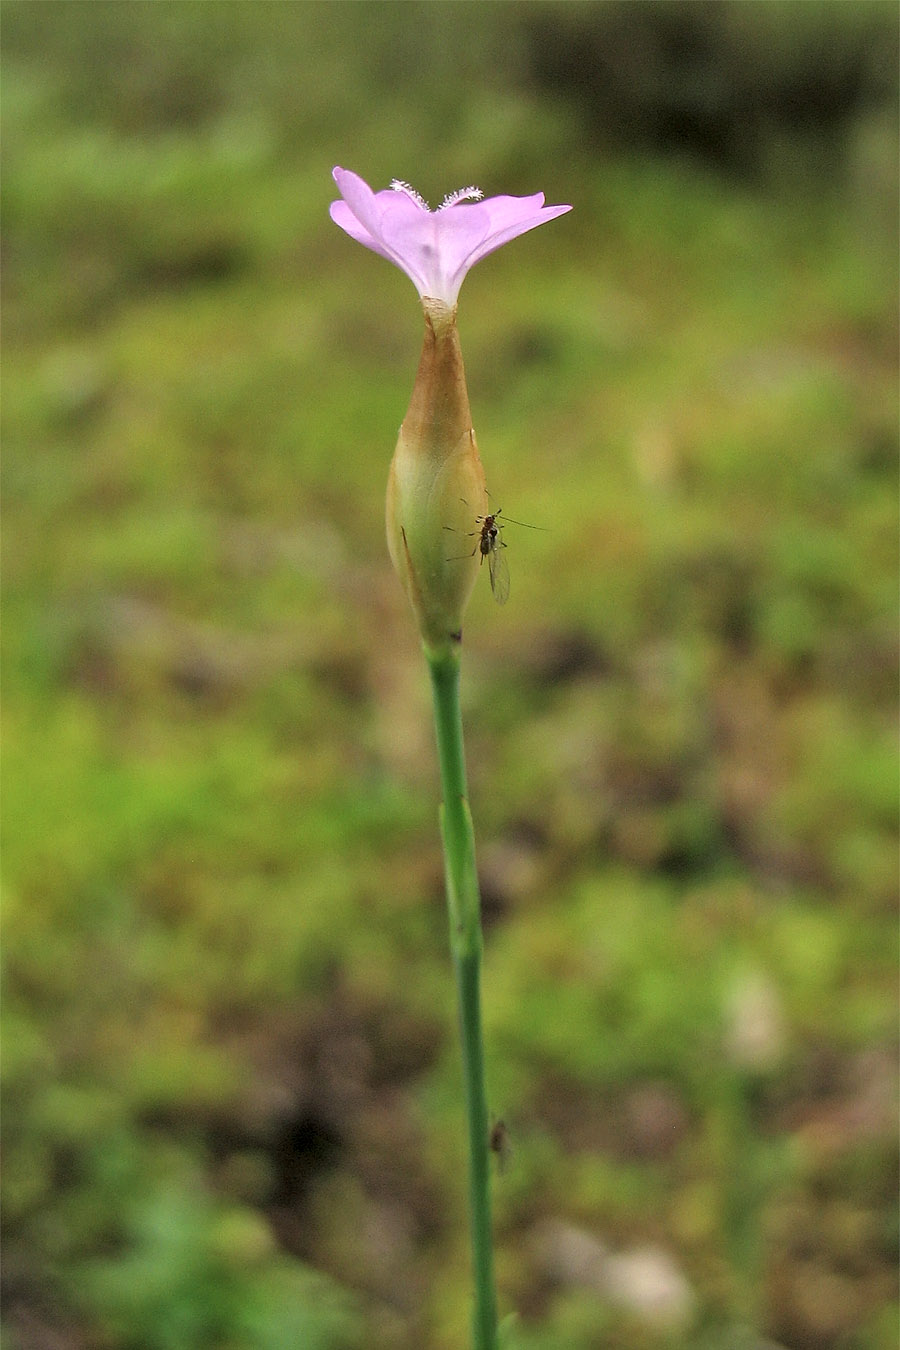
(488, 539), (510, 605)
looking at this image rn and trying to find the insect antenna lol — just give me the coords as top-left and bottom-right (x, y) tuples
(495, 513), (547, 530)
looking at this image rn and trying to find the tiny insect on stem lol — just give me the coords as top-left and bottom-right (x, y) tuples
(445, 505), (545, 606)
(489, 1118), (511, 1174)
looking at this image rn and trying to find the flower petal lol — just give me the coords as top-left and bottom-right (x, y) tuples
(331, 167), (394, 243)
(329, 200), (384, 255)
(397, 202), (493, 303)
(331, 168), (436, 292)
(479, 192), (549, 226)
(330, 168), (571, 306)
(459, 203), (573, 272)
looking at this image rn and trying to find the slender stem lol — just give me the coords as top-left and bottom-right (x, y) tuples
(427, 646), (498, 1350)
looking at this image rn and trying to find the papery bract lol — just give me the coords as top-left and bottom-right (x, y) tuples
(330, 167), (571, 307)
(385, 299), (488, 653)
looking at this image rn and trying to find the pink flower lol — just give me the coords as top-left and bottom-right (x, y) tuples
(330, 167), (571, 307)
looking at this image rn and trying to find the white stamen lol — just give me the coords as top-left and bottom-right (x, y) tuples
(438, 186), (484, 210)
(389, 179), (430, 210)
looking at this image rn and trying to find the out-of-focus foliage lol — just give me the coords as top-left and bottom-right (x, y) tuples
(2, 3), (897, 1348)
(523, 0), (898, 173)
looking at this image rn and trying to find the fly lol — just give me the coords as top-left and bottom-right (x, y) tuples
(489, 1118), (511, 1173)
(446, 506), (544, 606)
(479, 513), (510, 606)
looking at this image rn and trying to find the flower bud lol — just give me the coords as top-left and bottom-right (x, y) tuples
(386, 299), (488, 653)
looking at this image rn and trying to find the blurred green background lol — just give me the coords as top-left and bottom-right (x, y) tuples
(2, 3), (898, 1348)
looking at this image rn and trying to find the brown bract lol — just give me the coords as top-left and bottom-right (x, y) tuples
(386, 299), (488, 654)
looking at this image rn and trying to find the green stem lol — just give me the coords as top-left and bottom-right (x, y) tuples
(427, 646), (498, 1350)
